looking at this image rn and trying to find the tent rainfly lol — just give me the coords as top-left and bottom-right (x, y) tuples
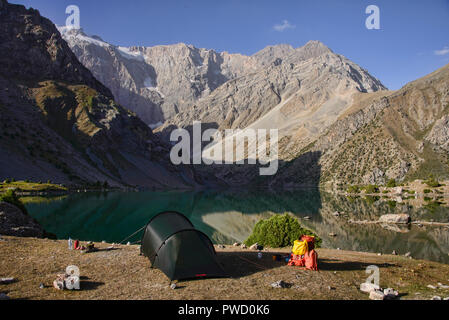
(140, 211), (227, 281)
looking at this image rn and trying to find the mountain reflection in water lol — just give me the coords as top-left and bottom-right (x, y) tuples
(25, 189), (449, 264)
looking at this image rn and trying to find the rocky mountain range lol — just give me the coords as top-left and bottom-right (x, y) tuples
(60, 28), (385, 133)
(1, 0), (448, 190)
(0, 0), (197, 189)
(59, 27), (260, 126)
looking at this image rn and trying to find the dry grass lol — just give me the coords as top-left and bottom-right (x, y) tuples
(1, 236), (449, 300)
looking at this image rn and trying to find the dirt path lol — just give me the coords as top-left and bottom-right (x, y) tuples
(1, 236), (449, 300)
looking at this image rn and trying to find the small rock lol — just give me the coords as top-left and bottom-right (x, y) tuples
(53, 279), (64, 290)
(39, 283), (45, 289)
(0, 277), (15, 284)
(383, 288), (399, 299)
(377, 253), (382, 256)
(248, 243), (264, 251)
(249, 243), (259, 250)
(392, 250), (398, 255)
(126, 242), (131, 246)
(329, 233), (337, 237)
(271, 280), (291, 289)
(303, 216), (311, 220)
(328, 286), (335, 290)
(217, 244), (225, 249)
(431, 296), (442, 300)
(427, 285), (437, 290)
(360, 282), (380, 293)
(404, 252), (411, 257)
(233, 242), (240, 247)
(369, 290), (385, 300)
(0, 293), (10, 300)
(437, 283), (449, 289)
(170, 283), (177, 290)
(332, 211), (340, 217)
(102, 241), (106, 244)
(444, 297), (449, 300)
(337, 248), (341, 251)
(240, 244), (247, 249)
(379, 214), (411, 224)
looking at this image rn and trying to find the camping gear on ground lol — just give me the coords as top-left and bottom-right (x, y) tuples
(68, 237), (73, 250)
(73, 240), (80, 250)
(272, 254), (283, 261)
(288, 235), (318, 271)
(288, 254), (305, 267)
(301, 235), (316, 250)
(292, 239), (308, 256)
(140, 211), (227, 281)
(304, 250), (318, 271)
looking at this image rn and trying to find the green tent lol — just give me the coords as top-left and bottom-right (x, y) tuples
(140, 211), (227, 281)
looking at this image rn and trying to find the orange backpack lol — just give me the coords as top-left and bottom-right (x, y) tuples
(304, 249), (318, 271)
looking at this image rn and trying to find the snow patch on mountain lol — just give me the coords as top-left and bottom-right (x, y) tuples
(57, 26), (110, 48)
(117, 47), (145, 61)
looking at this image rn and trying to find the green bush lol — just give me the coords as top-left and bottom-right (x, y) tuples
(363, 184), (379, 194)
(347, 185), (360, 194)
(425, 175), (440, 188)
(386, 179), (397, 188)
(424, 189), (431, 194)
(244, 213), (321, 248)
(0, 189), (27, 214)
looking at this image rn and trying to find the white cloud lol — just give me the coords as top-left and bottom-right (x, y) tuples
(434, 46), (449, 56)
(273, 20), (296, 32)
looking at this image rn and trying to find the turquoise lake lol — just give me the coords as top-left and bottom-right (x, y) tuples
(25, 189), (449, 264)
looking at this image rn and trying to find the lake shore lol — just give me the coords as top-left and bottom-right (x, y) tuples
(1, 236), (449, 300)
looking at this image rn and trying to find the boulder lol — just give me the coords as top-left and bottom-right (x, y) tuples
(438, 283), (449, 289)
(378, 214), (411, 224)
(64, 276), (80, 290)
(249, 243), (263, 250)
(360, 282), (380, 293)
(383, 288), (399, 299)
(369, 290), (385, 300)
(392, 187), (403, 195)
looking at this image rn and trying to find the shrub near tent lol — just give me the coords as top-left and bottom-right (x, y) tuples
(140, 211), (227, 281)
(244, 213), (321, 248)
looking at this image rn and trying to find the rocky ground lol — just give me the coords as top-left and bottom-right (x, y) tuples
(1, 236), (449, 300)
(0, 202), (47, 238)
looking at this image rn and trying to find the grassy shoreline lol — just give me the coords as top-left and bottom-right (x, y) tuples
(1, 236), (448, 300)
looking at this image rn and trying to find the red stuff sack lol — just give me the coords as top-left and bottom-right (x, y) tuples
(304, 249), (318, 271)
(301, 235), (315, 250)
(288, 254), (305, 267)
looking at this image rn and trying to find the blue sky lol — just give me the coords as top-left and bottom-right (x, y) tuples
(10, 0), (449, 90)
